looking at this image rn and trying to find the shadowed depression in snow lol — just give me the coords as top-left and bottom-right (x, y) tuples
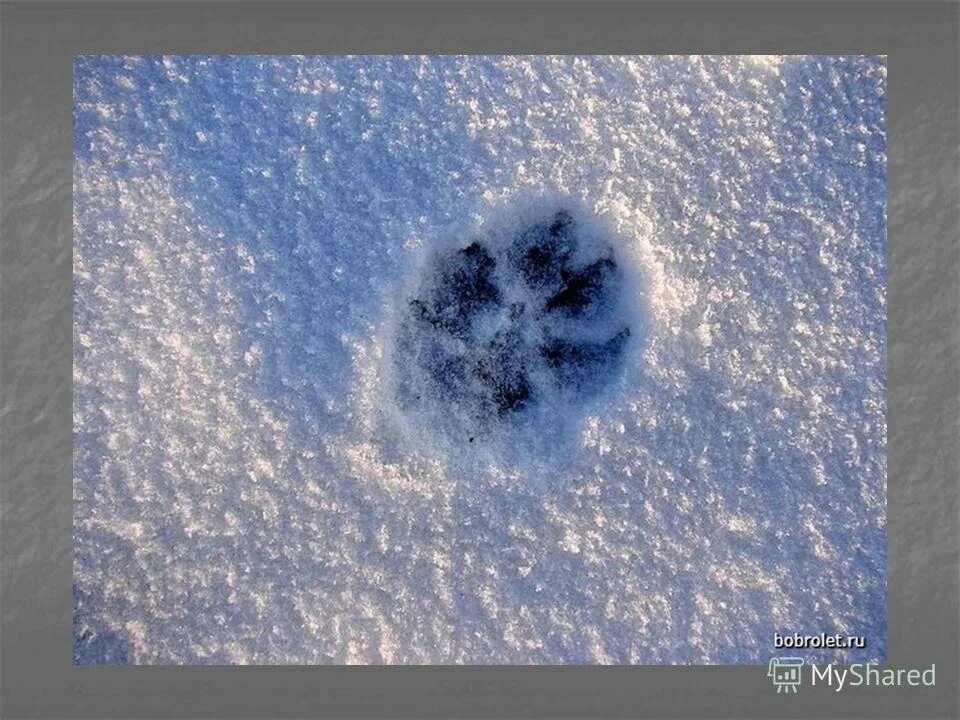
(393, 210), (632, 434)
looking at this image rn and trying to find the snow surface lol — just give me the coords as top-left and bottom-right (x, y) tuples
(73, 55), (886, 665)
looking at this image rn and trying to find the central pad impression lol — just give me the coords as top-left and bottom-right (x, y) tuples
(393, 210), (631, 434)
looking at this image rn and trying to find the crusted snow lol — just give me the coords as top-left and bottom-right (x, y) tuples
(73, 55), (886, 664)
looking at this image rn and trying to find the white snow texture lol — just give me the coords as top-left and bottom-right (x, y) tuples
(73, 55), (886, 665)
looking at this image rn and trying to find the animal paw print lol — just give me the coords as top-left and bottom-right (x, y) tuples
(394, 210), (631, 432)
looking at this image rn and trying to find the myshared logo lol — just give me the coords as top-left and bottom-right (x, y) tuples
(768, 657), (937, 693)
(768, 657), (804, 693)
(810, 663), (936, 692)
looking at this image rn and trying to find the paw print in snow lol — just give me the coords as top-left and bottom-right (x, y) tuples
(394, 209), (632, 433)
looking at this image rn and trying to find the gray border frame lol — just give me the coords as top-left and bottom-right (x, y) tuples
(2, 1), (958, 718)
